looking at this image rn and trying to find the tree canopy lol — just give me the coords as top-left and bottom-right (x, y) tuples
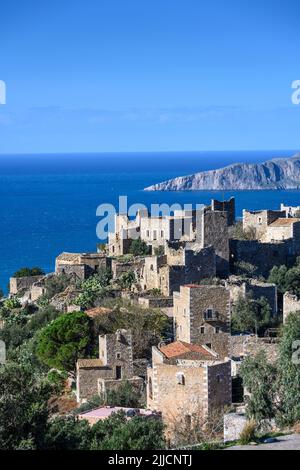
(231, 296), (273, 335)
(268, 258), (300, 295)
(36, 311), (91, 372)
(12, 267), (45, 278)
(129, 239), (151, 257)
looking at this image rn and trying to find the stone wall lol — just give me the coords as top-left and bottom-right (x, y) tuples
(99, 329), (134, 379)
(283, 292), (300, 323)
(229, 335), (279, 363)
(140, 246), (216, 297)
(76, 364), (111, 402)
(223, 413), (248, 442)
(138, 296), (173, 308)
(147, 361), (208, 425)
(99, 376), (144, 398)
(243, 210), (285, 239)
(225, 277), (278, 316)
(230, 239), (296, 277)
(211, 197), (235, 226)
(265, 224), (293, 243)
(147, 352), (232, 438)
(56, 263), (92, 280)
(9, 275), (44, 295)
(201, 211), (229, 278)
(207, 361), (232, 409)
(30, 283), (47, 302)
(281, 204), (300, 218)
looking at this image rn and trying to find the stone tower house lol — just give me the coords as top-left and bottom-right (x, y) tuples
(99, 329), (134, 380)
(173, 285), (231, 358)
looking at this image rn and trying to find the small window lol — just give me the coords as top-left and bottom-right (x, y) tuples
(258, 218), (262, 224)
(116, 352), (121, 359)
(148, 377), (153, 400)
(206, 343), (212, 349)
(153, 230), (157, 240)
(200, 327), (205, 334)
(146, 230), (150, 238)
(215, 327), (220, 334)
(205, 308), (213, 319)
(185, 414), (192, 429)
(176, 372), (185, 385)
(161, 230), (164, 238)
(116, 366), (122, 380)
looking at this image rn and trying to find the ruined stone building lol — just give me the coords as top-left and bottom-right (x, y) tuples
(225, 276), (278, 316)
(9, 274), (44, 296)
(107, 198), (234, 277)
(55, 252), (110, 280)
(197, 208), (229, 277)
(140, 245), (216, 297)
(263, 218), (300, 248)
(283, 292), (300, 324)
(146, 341), (232, 437)
(230, 238), (296, 277)
(243, 209), (286, 239)
(280, 203), (300, 218)
(76, 329), (143, 403)
(173, 285), (231, 358)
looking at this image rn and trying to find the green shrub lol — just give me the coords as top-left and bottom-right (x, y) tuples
(129, 239), (150, 256)
(13, 267), (45, 278)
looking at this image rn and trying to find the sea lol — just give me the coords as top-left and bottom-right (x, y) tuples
(0, 150), (299, 292)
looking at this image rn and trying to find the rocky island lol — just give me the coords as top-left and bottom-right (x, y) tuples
(145, 153), (300, 191)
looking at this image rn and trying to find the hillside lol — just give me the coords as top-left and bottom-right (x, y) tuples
(145, 153), (300, 191)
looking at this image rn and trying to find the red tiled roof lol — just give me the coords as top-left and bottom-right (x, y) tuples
(159, 341), (215, 359)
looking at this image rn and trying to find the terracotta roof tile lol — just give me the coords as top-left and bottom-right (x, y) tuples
(159, 341), (215, 359)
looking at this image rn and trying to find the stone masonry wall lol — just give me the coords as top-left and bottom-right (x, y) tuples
(77, 366), (112, 401)
(207, 361), (232, 410)
(211, 198), (235, 227)
(173, 286), (231, 359)
(10, 275), (44, 295)
(147, 362), (208, 425)
(243, 210), (285, 239)
(201, 211), (229, 278)
(230, 239), (295, 277)
(283, 292), (300, 323)
(99, 330), (134, 379)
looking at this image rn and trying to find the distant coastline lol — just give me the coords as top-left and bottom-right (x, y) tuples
(145, 152), (300, 192)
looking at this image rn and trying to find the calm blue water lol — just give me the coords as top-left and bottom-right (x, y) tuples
(0, 150), (299, 292)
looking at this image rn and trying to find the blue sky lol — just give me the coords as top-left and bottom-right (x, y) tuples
(0, 0), (299, 153)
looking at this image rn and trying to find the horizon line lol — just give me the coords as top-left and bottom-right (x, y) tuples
(0, 148), (298, 157)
